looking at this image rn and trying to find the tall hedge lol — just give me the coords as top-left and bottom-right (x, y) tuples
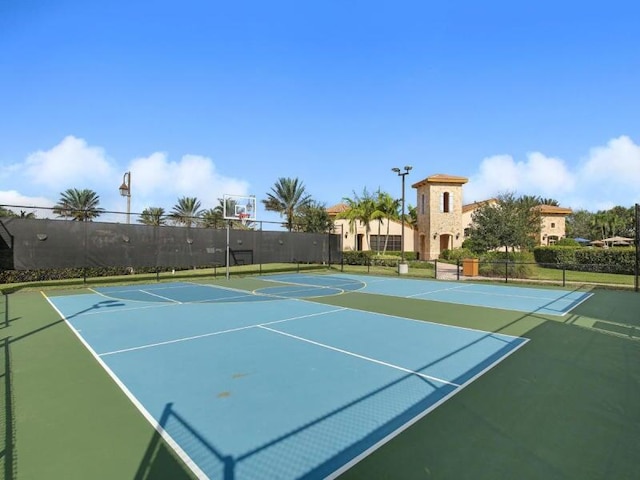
(534, 246), (636, 274)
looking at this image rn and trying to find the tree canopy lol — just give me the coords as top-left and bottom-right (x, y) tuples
(138, 207), (166, 226)
(467, 192), (542, 253)
(169, 197), (203, 227)
(53, 188), (104, 221)
(293, 200), (333, 233)
(262, 177), (311, 232)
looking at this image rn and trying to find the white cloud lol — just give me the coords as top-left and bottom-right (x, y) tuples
(24, 135), (113, 190)
(0, 190), (55, 218)
(3, 136), (251, 221)
(524, 152), (575, 194)
(128, 152), (250, 213)
(580, 135), (640, 186)
(465, 136), (639, 210)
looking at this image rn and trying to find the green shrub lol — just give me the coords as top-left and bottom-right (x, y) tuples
(440, 248), (474, 263)
(478, 251), (534, 278)
(555, 238), (581, 247)
(408, 260), (434, 270)
(534, 246), (635, 274)
(382, 251), (417, 261)
(342, 250), (375, 265)
(371, 254), (401, 267)
(533, 246), (580, 266)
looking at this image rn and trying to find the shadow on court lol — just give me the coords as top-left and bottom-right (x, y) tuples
(4, 284), (640, 480)
(136, 403), (232, 480)
(322, 291), (640, 480)
(0, 337), (16, 480)
(131, 328), (523, 479)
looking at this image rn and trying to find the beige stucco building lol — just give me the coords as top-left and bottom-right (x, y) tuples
(326, 203), (415, 253)
(329, 172), (572, 260)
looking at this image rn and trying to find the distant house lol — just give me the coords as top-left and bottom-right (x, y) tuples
(326, 203), (414, 253)
(328, 172), (572, 260)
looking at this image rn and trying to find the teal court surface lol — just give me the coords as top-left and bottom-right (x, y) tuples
(42, 273), (593, 479)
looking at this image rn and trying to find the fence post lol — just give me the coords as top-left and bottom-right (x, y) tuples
(457, 259), (460, 281)
(562, 265), (566, 287)
(635, 203), (639, 292)
(434, 259), (438, 279)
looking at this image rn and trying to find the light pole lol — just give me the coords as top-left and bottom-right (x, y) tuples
(392, 165), (412, 272)
(119, 171), (131, 224)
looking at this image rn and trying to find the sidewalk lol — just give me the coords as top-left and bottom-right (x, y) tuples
(435, 262), (463, 281)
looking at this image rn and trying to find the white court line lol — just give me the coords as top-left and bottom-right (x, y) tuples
(326, 335), (530, 479)
(261, 275), (364, 291)
(557, 291), (594, 316)
(258, 325), (460, 387)
(139, 289), (182, 303)
(406, 284), (468, 298)
(98, 308), (347, 357)
(41, 292), (209, 480)
(75, 302), (178, 317)
(87, 286), (182, 305)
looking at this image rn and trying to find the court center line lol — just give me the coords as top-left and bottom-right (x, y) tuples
(98, 307), (347, 357)
(258, 325), (460, 387)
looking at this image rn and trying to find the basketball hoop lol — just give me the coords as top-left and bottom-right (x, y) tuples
(237, 212), (250, 226)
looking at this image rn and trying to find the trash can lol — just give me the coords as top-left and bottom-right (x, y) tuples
(462, 258), (479, 276)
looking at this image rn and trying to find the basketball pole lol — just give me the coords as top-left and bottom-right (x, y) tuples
(226, 220), (231, 280)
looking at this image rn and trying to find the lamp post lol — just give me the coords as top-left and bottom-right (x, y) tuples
(392, 165), (412, 273)
(119, 171), (131, 224)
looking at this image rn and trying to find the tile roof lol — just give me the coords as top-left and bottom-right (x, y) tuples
(411, 174), (469, 188)
(326, 203), (349, 215)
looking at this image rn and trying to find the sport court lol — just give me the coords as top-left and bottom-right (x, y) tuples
(42, 273), (594, 479)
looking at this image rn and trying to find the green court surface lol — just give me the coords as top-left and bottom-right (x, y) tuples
(1, 276), (639, 480)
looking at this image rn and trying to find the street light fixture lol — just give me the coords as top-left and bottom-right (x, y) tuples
(119, 171), (131, 224)
(392, 165), (412, 271)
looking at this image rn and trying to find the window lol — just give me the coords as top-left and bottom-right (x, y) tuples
(421, 194), (425, 215)
(370, 235), (401, 251)
(440, 191), (453, 213)
(551, 222), (556, 228)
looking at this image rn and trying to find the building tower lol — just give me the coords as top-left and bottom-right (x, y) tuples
(411, 174), (468, 260)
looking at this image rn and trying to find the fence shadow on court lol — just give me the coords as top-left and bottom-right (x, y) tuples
(133, 325), (533, 479)
(135, 403), (233, 480)
(0, 336), (16, 480)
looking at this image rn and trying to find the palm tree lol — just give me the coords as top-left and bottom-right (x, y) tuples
(201, 207), (224, 229)
(262, 177), (311, 232)
(169, 197), (203, 227)
(338, 188), (377, 250)
(19, 210), (36, 218)
(53, 188), (104, 221)
(406, 205), (417, 228)
(138, 207), (166, 226)
(371, 190), (399, 253)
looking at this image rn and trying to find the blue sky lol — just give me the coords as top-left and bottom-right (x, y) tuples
(1, 0), (639, 223)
